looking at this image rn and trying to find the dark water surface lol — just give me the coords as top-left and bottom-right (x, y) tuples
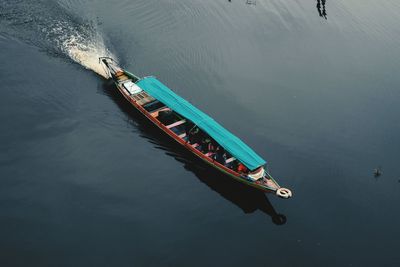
(1, 1), (400, 266)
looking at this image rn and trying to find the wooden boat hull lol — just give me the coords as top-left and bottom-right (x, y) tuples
(113, 72), (280, 193)
(98, 57), (291, 198)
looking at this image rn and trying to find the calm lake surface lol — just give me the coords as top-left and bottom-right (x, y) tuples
(1, 1), (399, 266)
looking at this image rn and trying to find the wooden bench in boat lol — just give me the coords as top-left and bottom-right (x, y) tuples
(151, 107), (170, 117)
(191, 143), (199, 148)
(166, 119), (186, 129)
(225, 157), (236, 164)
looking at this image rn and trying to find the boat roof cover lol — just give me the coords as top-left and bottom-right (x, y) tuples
(136, 76), (266, 170)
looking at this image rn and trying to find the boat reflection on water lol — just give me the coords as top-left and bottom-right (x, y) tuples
(183, 163), (287, 225)
(101, 80), (287, 225)
(316, 0), (327, 19)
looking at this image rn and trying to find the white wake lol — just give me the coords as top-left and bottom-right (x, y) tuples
(1, 0), (117, 78)
(62, 31), (116, 78)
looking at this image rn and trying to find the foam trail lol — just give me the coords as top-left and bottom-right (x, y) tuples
(62, 32), (116, 78)
(0, 0), (116, 78)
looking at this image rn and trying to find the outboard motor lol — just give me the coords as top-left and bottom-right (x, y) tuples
(101, 58), (110, 68)
(99, 57), (121, 78)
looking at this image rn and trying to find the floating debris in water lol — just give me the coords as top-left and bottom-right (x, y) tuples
(373, 167), (382, 178)
(246, 0), (257, 5)
(316, 0), (328, 20)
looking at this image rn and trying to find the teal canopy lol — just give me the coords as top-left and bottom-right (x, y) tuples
(136, 77), (266, 170)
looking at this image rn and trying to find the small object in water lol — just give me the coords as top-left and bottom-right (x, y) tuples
(276, 188), (292, 199)
(373, 167), (382, 177)
(316, 0), (328, 20)
(246, 0), (256, 5)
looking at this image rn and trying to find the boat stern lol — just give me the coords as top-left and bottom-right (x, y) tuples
(99, 57), (123, 79)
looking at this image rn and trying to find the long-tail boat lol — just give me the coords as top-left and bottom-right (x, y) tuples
(99, 57), (292, 198)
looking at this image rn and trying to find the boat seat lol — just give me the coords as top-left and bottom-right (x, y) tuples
(225, 157), (236, 164)
(151, 107), (170, 117)
(178, 133), (187, 139)
(191, 143), (199, 148)
(166, 120), (186, 129)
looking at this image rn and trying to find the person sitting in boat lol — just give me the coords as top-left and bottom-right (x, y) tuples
(214, 146), (226, 164)
(202, 138), (216, 155)
(237, 163), (248, 174)
(187, 126), (204, 149)
(158, 109), (174, 125)
(187, 126), (198, 143)
(229, 160), (238, 171)
(185, 122), (194, 136)
(201, 138), (209, 152)
(207, 140), (216, 154)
